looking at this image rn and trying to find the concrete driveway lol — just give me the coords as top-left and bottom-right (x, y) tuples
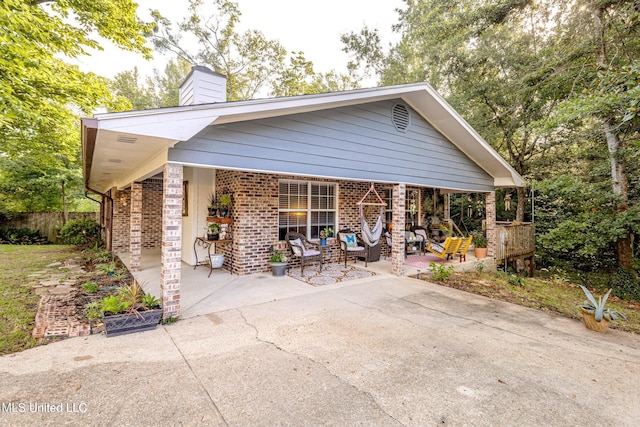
(1, 276), (639, 426)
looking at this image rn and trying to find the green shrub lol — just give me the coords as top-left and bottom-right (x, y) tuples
(81, 280), (98, 293)
(0, 227), (48, 244)
(58, 218), (101, 247)
(611, 267), (640, 301)
(430, 262), (454, 282)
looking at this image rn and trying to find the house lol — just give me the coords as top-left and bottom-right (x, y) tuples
(81, 66), (525, 319)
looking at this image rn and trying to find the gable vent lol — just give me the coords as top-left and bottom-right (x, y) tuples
(391, 103), (410, 132)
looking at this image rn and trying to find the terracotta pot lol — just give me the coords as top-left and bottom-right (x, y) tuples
(581, 308), (610, 332)
(474, 247), (488, 258)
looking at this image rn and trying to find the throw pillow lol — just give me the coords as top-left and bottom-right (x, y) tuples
(340, 233), (358, 248)
(290, 238), (303, 255)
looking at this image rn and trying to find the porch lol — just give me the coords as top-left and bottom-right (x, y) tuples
(119, 249), (493, 318)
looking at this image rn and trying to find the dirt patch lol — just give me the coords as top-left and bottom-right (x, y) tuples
(421, 272), (640, 334)
(32, 255), (133, 338)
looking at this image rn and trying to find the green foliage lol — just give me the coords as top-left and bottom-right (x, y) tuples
(218, 194), (232, 208)
(1, 0), (152, 212)
(0, 227), (48, 245)
(535, 175), (640, 270)
(151, 0), (356, 100)
(81, 280), (98, 293)
(85, 301), (102, 319)
(142, 293), (161, 309)
(578, 285), (627, 322)
(474, 259), (487, 274)
(58, 218), (102, 247)
(270, 249), (287, 263)
(429, 262), (454, 282)
(99, 295), (132, 315)
(109, 58), (192, 111)
(507, 273), (525, 286)
(88, 281), (161, 317)
(471, 231), (487, 248)
(610, 268), (640, 301)
(96, 261), (116, 275)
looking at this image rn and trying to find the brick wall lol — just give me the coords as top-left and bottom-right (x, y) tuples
(215, 171), (389, 275)
(111, 179), (163, 253)
(111, 187), (130, 253)
(142, 179), (163, 249)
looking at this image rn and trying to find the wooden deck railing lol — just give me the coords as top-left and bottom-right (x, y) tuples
(495, 222), (535, 261)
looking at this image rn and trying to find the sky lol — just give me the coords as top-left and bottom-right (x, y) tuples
(74, 0), (405, 85)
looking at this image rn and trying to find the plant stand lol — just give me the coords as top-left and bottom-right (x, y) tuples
(103, 309), (163, 337)
(581, 308), (610, 332)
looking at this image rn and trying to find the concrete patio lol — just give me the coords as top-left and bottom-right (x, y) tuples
(118, 249), (494, 319)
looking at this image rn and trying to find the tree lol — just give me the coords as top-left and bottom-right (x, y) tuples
(270, 52), (359, 97)
(110, 58), (192, 110)
(0, 0), (152, 213)
(1, 0), (152, 157)
(342, 0), (553, 222)
(150, 0), (357, 100)
(342, 0), (640, 270)
(539, 0), (640, 269)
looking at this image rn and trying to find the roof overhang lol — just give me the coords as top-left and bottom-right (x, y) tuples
(82, 83), (526, 193)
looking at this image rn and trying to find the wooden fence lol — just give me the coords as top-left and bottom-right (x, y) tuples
(495, 222), (536, 274)
(1, 212), (99, 243)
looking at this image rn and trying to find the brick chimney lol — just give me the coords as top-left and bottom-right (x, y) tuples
(179, 66), (227, 106)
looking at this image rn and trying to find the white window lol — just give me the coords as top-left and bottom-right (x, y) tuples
(278, 180), (337, 240)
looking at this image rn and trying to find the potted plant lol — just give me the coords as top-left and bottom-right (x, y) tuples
(319, 227), (334, 246)
(87, 281), (162, 337)
(207, 223), (220, 240)
(207, 193), (217, 217)
(577, 285), (627, 332)
(269, 247), (288, 276)
(472, 231), (488, 258)
(218, 194), (232, 218)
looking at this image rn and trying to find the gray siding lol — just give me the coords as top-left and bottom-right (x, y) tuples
(169, 99), (494, 191)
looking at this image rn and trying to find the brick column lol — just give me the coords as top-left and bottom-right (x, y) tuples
(391, 183), (406, 276)
(161, 163), (183, 320)
(485, 191), (496, 258)
(129, 183), (142, 272)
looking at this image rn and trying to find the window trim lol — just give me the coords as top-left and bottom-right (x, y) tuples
(278, 179), (338, 241)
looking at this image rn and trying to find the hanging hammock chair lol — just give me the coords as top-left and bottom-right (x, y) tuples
(358, 184), (387, 246)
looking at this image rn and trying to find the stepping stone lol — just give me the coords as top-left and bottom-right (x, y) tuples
(47, 262), (62, 268)
(40, 280), (61, 287)
(49, 286), (74, 295)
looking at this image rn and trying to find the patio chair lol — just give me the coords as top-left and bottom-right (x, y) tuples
(405, 230), (425, 255)
(425, 237), (463, 260)
(411, 226), (429, 254)
(285, 232), (323, 274)
(337, 228), (370, 267)
(455, 235), (473, 262)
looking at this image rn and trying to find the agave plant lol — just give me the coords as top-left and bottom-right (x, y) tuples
(578, 285), (627, 322)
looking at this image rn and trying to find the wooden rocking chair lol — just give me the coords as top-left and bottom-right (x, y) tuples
(426, 237), (463, 260)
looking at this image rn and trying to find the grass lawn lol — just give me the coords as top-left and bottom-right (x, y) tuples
(0, 244), (77, 355)
(432, 270), (640, 334)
